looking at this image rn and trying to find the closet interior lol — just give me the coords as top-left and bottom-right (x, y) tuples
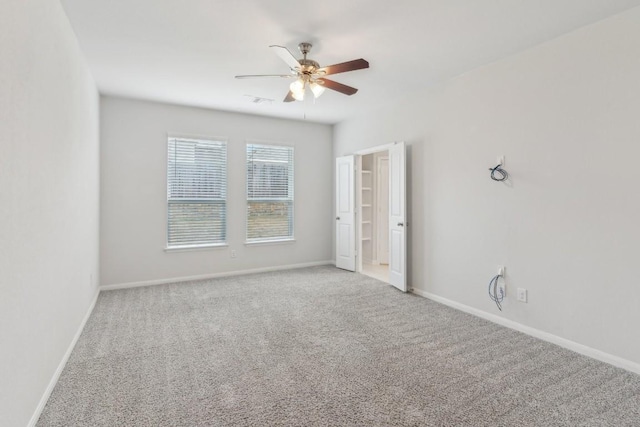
(359, 151), (389, 283)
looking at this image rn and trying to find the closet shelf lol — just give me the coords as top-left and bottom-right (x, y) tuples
(362, 187), (372, 191)
(361, 237), (372, 241)
(361, 204), (372, 208)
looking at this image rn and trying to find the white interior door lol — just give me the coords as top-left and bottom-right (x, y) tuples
(335, 155), (356, 271)
(388, 142), (407, 291)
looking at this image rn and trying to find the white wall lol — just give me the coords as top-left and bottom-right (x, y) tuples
(0, 1), (100, 426)
(100, 97), (333, 286)
(334, 7), (640, 367)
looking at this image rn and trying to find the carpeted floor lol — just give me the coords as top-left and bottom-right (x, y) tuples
(38, 266), (640, 426)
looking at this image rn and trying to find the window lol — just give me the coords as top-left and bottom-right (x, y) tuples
(167, 137), (227, 248)
(246, 143), (294, 242)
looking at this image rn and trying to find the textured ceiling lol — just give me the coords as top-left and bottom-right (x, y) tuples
(61, 0), (640, 124)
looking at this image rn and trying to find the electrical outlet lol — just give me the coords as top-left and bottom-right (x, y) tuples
(517, 288), (528, 303)
(498, 280), (506, 298)
(230, 250), (237, 259)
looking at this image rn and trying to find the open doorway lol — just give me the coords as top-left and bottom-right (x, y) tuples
(335, 142), (406, 291)
(359, 151), (390, 283)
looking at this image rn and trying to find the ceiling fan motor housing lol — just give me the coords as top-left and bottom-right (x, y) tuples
(299, 59), (320, 74)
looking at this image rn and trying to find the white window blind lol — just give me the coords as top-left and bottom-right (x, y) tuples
(167, 137), (227, 248)
(246, 144), (294, 242)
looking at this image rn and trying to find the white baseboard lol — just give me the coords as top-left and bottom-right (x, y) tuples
(28, 289), (100, 427)
(411, 288), (640, 376)
(101, 260), (334, 291)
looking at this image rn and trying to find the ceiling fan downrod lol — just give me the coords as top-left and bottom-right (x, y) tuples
(297, 42), (319, 74)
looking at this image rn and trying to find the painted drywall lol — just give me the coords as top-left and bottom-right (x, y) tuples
(0, 1), (100, 426)
(100, 97), (333, 286)
(334, 7), (640, 366)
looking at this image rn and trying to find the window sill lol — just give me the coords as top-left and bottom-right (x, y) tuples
(244, 239), (296, 247)
(165, 243), (228, 253)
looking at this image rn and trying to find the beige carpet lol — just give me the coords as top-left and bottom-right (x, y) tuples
(38, 266), (640, 426)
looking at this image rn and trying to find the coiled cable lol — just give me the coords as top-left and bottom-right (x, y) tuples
(488, 274), (504, 311)
(489, 164), (509, 181)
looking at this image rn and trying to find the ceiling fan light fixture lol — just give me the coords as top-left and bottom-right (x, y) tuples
(310, 81), (325, 98)
(237, 43), (369, 103)
(289, 79), (305, 101)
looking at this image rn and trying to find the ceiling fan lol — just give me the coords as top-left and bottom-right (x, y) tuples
(235, 42), (369, 102)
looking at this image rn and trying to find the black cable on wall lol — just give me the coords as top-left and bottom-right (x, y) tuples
(489, 163), (509, 181)
(488, 274), (504, 311)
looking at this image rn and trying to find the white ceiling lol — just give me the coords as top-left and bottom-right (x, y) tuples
(61, 0), (640, 124)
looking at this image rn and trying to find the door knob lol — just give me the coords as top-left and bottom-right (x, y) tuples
(397, 222), (404, 227)
(336, 216), (340, 220)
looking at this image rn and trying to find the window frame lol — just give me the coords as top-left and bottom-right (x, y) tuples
(245, 141), (295, 245)
(165, 134), (228, 251)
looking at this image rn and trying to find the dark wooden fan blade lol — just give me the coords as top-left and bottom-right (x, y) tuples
(235, 74), (295, 79)
(318, 59), (369, 75)
(269, 45), (301, 70)
(317, 78), (358, 96)
(283, 91), (296, 102)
